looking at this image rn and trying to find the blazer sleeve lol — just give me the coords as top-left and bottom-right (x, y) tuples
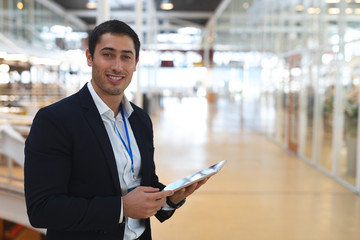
(24, 106), (122, 233)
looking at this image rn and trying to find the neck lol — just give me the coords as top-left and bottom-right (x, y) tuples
(90, 81), (123, 117)
(106, 96), (123, 117)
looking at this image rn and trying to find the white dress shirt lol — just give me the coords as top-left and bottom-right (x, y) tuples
(87, 81), (145, 240)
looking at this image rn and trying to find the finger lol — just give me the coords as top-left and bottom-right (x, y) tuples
(197, 178), (209, 188)
(200, 177), (209, 184)
(162, 190), (174, 196)
(152, 190), (174, 200)
(185, 182), (199, 192)
(195, 179), (207, 189)
(140, 186), (160, 193)
(178, 188), (186, 194)
(152, 208), (160, 216)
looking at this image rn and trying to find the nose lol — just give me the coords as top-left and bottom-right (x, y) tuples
(111, 58), (123, 71)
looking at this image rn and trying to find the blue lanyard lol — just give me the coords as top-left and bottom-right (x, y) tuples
(114, 104), (135, 179)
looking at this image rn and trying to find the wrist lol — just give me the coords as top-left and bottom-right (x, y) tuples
(167, 197), (186, 209)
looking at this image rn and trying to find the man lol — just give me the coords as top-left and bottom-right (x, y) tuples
(24, 20), (207, 240)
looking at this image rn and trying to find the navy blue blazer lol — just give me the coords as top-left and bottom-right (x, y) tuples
(24, 84), (173, 240)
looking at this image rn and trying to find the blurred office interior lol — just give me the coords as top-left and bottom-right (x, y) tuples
(0, 0), (360, 239)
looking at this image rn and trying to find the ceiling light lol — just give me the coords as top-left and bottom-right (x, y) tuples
(346, 8), (353, 14)
(328, 8), (340, 14)
(307, 7), (320, 14)
(0, 64), (10, 73)
(296, 5), (304, 12)
(86, 0), (97, 9)
(161, 0), (173, 10)
(178, 27), (201, 35)
(17, 1), (23, 10)
(29, 57), (61, 66)
(4, 54), (28, 62)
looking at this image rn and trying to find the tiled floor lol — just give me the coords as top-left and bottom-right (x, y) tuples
(150, 97), (360, 240)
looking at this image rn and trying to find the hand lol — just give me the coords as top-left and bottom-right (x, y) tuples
(168, 178), (209, 205)
(123, 186), (174, 219)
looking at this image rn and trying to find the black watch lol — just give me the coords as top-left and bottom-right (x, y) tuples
(166, 197), (186, 209)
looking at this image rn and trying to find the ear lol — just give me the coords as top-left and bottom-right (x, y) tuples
(85, 49), (92, 67)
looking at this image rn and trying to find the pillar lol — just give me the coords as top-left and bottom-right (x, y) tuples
(96, 0), (110, 25)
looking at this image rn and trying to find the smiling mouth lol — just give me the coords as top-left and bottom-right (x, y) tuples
(107, 74), (125, 82)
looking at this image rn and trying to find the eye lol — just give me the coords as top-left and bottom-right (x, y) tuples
(122, 55), (131, 60)
(102, 52), (113, 57)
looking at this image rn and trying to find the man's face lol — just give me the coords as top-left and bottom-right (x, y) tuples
(86, 33), (138, 100)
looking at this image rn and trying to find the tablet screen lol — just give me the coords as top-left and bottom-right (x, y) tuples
(163, 160), (226, 192)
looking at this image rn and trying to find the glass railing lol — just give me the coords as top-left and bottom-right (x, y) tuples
(0, 123), (27, 194)
(0, 0), (86, 54)
(0, 157), (24, 193)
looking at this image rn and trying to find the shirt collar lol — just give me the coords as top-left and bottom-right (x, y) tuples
(87, 81), (134, 118)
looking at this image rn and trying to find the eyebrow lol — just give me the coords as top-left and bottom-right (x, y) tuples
(100, 47), (134, 55)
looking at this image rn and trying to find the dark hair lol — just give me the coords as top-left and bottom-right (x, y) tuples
(88, 20), (141, 60)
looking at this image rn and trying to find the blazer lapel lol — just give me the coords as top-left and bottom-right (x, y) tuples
(129, 112), (146, 163)
(128, 107), (153, 185)
(78, 85), (121, 195)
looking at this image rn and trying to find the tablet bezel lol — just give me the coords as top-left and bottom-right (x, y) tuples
(162, 160), (226, 192)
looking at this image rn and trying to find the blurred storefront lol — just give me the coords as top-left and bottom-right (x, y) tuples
(209, 0), (360, 192)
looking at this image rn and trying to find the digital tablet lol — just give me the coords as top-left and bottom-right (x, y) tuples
(163, 160), (226, 192)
